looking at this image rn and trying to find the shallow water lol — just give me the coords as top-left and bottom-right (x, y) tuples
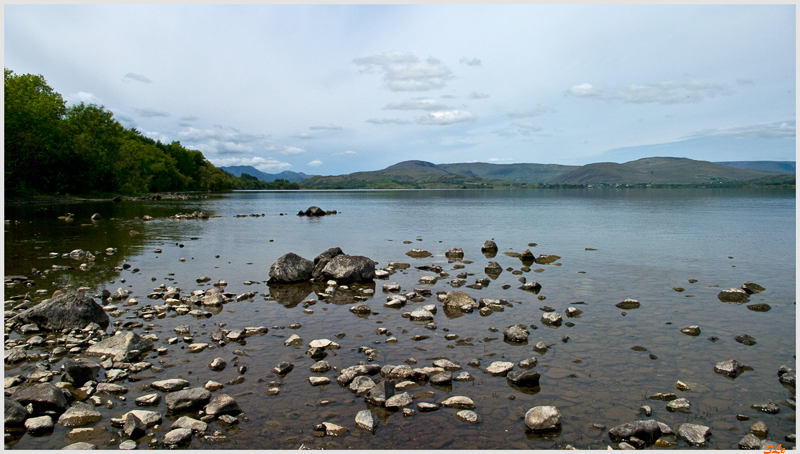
(3, 188), (796, 449)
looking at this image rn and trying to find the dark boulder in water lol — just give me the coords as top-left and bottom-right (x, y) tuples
(269, 253), (314, 283)
(320, 254), (376, 283)
(312, 247), (344, 280)
(10, 292), (109, 331)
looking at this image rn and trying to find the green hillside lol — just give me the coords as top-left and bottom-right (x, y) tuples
(438, 162), (578, 183)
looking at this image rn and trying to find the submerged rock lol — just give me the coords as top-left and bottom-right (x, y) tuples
(507, 370), (541, 387)
(616, 299), (640, 310)
(456, 410), (480, 424)
(735, 334), (757, 346)
(608, 420), (662, 444)
(717, 288), (749, 303)
(503, 325), (529, 343)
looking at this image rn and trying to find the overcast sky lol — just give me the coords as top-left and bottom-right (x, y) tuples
(5, 4), (796, 176)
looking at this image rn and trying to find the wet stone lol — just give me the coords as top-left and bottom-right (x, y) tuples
(739, 433), (763, 449)
(735, 334), (757, 346)
(680, 325), (701, 336)
(439, 396), (474, 409)
(484, 361), (514, 376)
(135, 393), (161, 406)
(751, 402), (780, 414)
(25, 415), (55, 434)
(274, 362), (294, 375)
(151, 379), (189, 392)
(750, 420), (768, 437)
(666, 397), (691, 412)
(355, 409), (378, 432)
(456, 410), (480, 424)
(507, 370), (541, 387)
(524, 406), (561, 432)
(677, 423), (710, 446)
(714, 359), (751, 379)
(163, 428), (193, 446)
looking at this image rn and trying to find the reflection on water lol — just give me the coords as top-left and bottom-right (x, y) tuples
(3, 189), (795, 450)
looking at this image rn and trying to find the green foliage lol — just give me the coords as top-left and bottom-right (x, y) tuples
(224, 171), (300, 190)
(4, 68), (251, 197)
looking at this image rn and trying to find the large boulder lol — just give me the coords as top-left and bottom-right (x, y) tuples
(86, 331), (153, 361)
(57, 402), (102, 427)
(11, 383), (69, 415)
(608, 420), (662, 444)
(165, 387), (211, 413)
(62, 358), (102, 387)
(442, 291), (478, 312)
(203, 394), (241, 416)
(268, 253), (314, 283)
(311, 247), (344, 280)
(320, 255), (376, 283)
(10, 292), (109, 331)
(5, 397), (28, 425)
(302, 206), (326, 216)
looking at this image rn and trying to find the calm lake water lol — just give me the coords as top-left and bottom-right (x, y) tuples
(3, 188), (796, 450)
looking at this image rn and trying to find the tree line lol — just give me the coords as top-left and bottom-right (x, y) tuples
(5, 68), (296, 197)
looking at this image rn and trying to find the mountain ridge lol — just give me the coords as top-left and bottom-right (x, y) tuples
(219, 166), (315, 183)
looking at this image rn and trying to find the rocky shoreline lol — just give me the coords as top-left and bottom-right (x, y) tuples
(4, 192), (208, 206)
(3, 236), (796, 450)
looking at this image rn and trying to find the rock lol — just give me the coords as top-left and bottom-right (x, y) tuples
(61, 442), (96, 449)
(442, 291), (478, 312)
(121, 410), (161, 427)
(123, 412), (147, 438)
(86, 331), (153, 361)
(484, 361), (514, 376)
(151, 379), (190, 392)
(209, 358), (227, 371)
(666, 397), (691, 412)
(751, 402), (780, 414)
(62, 359), (102, 387)
(135, 393), (161, 406)
(284, 334), (303, 346)
(355, 409), (378, 432)
(204, 381), (224, 392)
(320, 254), (376, 283)
(118, 440), (137, 450)
(204, 394), (241, 416)
(417, 402), (440, 412)
(677, 423), (710, 445)
(406, 248), (432, 258)
(445, 248), (464, 260)
(274, 362), (294, 375)
(311, 247), (344, 280)
(409, 308), (434, 321)
(163, 428), (193, 446)
(481, 240), (498, 252)
(524, 406), (561, 432)
(520, 281), (542, 292)
(778, 365), (796, 387)
(25, 415), (54, 434)
(717, 288), (749, 303)
(429, 372), (453, 386)
(164, 387), (212, 413)
(616, 299), (640, 310)
(739, 433), (762, 449)
(310, 361), (331, 373)
(432, 359), (461, 371)
(535, 254), (560, 264)
(268, 253), (314, 284)
(308, 377), (330, 386)
(741, 281), (765, 294)
(746, 303), (772, 312)
(57, 403), (102, 427)
(533, 341), (547, 352)
(680, 326), (701, 336)
(5, 397), (28, 425)
(456, 410), (480, 424)
(750, 420), (768, 437)
(171, 415), (208, 432)
(303, 206), (326, 216)
(735, 334), (757, 346)
(541, 313), (562, 326)
(507, 370), (541, 387)
(608, 420), (662, 443)
(321, 422), (348, 437)
(10, 292), (109, 331)
(714, 359), (750, 378)
(503, 325), (529, 343)
(349, 376), (376, 395)
(386, 392), (413, 409)
(519, 358), (538, 369)
(439, 396), (474, 409)
(349, 304), (372, 314)
(12, 383), (68, 414)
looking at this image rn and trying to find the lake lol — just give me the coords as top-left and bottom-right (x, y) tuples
(3, 188), (796, 449)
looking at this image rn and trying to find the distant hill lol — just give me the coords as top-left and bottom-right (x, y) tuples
(716, 161), (795, 173)
(300, 157), (792, 189)
(220, 166), (314, 182)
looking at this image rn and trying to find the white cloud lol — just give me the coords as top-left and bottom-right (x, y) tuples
(366, 118), (413, 125)
(468, 92), (489, 99)
(488, 157), (513, 162)
(689, 121), (796, 140)
(309, 124), (343, 130)
(308, 160), (323, 167)
(65, 91), (102, 106)
(353, 51), (454, 92)
(512, 123), (542, 136)
(212, 156), (292, 172)
(507, 105), (554, 118)
(384, 98), (450, 111)
(460, 57), (481, 67)
(122, 72), (152, 84)
(333, 150), (357, 157)
(416, 110), (476, 126)
(140, 129), (169, 143)
(135, 108), (170, 118)
(568, 83), (602, 98)
(266, 145), (305, 156)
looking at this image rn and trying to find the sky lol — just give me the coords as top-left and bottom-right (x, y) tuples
(4, 4), (796, 176)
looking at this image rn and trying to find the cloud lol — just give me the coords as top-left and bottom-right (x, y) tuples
(135, 108), (170, 118)
(333, 150), (357, 157)
(309, 124), (343, 130)
(353, 51), (454, 92)
(567, 81), (734, 104)
(122, 72), (152, 84)
(688, 121), (795, 140)
(384, 98), (450, 111)
(366, 118), (413, 125)
(468, 92), (489, 99)
(294, 132), (313, 140)
(460, 57), (481, 67)
(488, 157), (513, 162)
(308, 160), (323, 167)
(140, 129), (169, 143)
(416, 110), (476, 126)
(507, 105), (554, 118)
(441, 94), (457, 99)
(511, 123), (542, 136)
(266, 145), (305, 156)
(177, 115), (199, 127)
(177, 127), (275, 156)
(568, 83), (602, 98)
(212, 156), (292, 172)
(65, 91), (102, 106)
